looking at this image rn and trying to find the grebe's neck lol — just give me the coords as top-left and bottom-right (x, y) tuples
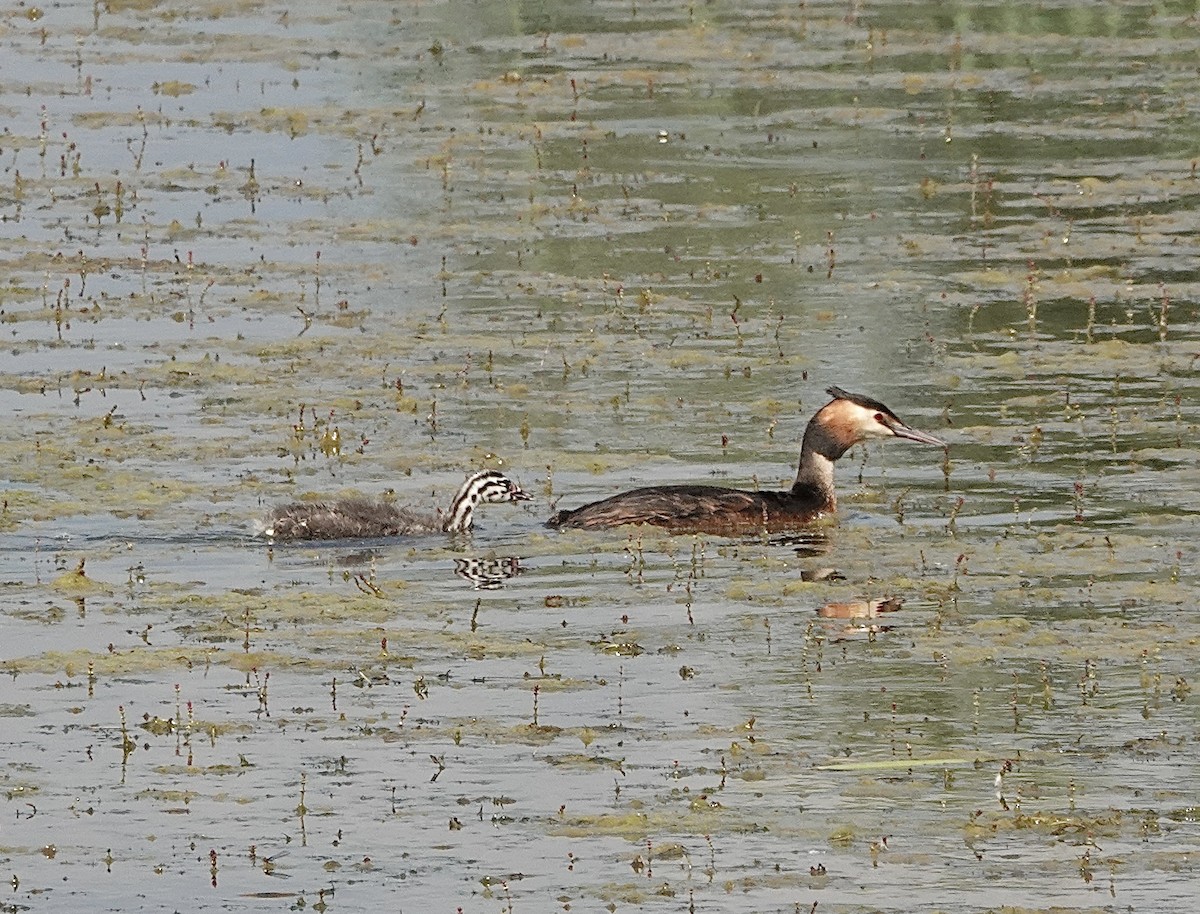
(443, 476), (484, 533)
(441, 470), (532, 533)
(792, 407), (855, 510)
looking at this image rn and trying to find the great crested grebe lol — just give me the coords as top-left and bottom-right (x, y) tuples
(546, 387), (945, 534)
(262, 469), (532, 541)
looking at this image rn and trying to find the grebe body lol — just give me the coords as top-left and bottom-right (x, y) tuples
(263, 470), (531, 542)
(546, 387), (944, 534)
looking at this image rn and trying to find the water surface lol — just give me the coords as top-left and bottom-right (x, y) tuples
(2, 1), (1198, 912)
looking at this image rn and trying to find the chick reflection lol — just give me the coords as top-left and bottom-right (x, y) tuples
(454, 556), (523, 590)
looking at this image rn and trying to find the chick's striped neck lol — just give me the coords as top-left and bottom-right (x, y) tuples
(442, 471), (512, 533)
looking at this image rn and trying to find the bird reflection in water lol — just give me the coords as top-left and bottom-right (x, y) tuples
(454, 556), (523, 589)
(816, 597), (903, 641)
(767, 530), (831, 559)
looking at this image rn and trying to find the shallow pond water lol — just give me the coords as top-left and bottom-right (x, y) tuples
(2, 1), (1199, 912)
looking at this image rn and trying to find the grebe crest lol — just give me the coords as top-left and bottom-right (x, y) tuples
(546, 386), (944, 534)
(262, 469), (532, 542)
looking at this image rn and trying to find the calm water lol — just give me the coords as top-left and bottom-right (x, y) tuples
(2, 1), (1198, 912)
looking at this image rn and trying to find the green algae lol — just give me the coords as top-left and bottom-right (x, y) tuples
(1, 2), (1198, 913)
(1, 647), (219, 678)
(817, 756), (972, 772)
(542, 753), (626, 773)
(550, 808), (732, 841)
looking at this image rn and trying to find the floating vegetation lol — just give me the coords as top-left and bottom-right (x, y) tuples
(0, 1), (1197, 913)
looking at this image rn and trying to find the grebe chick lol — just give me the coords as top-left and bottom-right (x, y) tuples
(546, 387), (945, 535)
(263, 470), (532, 542)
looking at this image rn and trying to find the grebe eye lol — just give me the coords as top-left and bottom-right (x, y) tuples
(874, 412), (885, 423)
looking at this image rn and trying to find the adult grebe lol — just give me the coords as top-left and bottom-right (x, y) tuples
(546, 387), (944, 534)
(263, 470), (532, 541)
